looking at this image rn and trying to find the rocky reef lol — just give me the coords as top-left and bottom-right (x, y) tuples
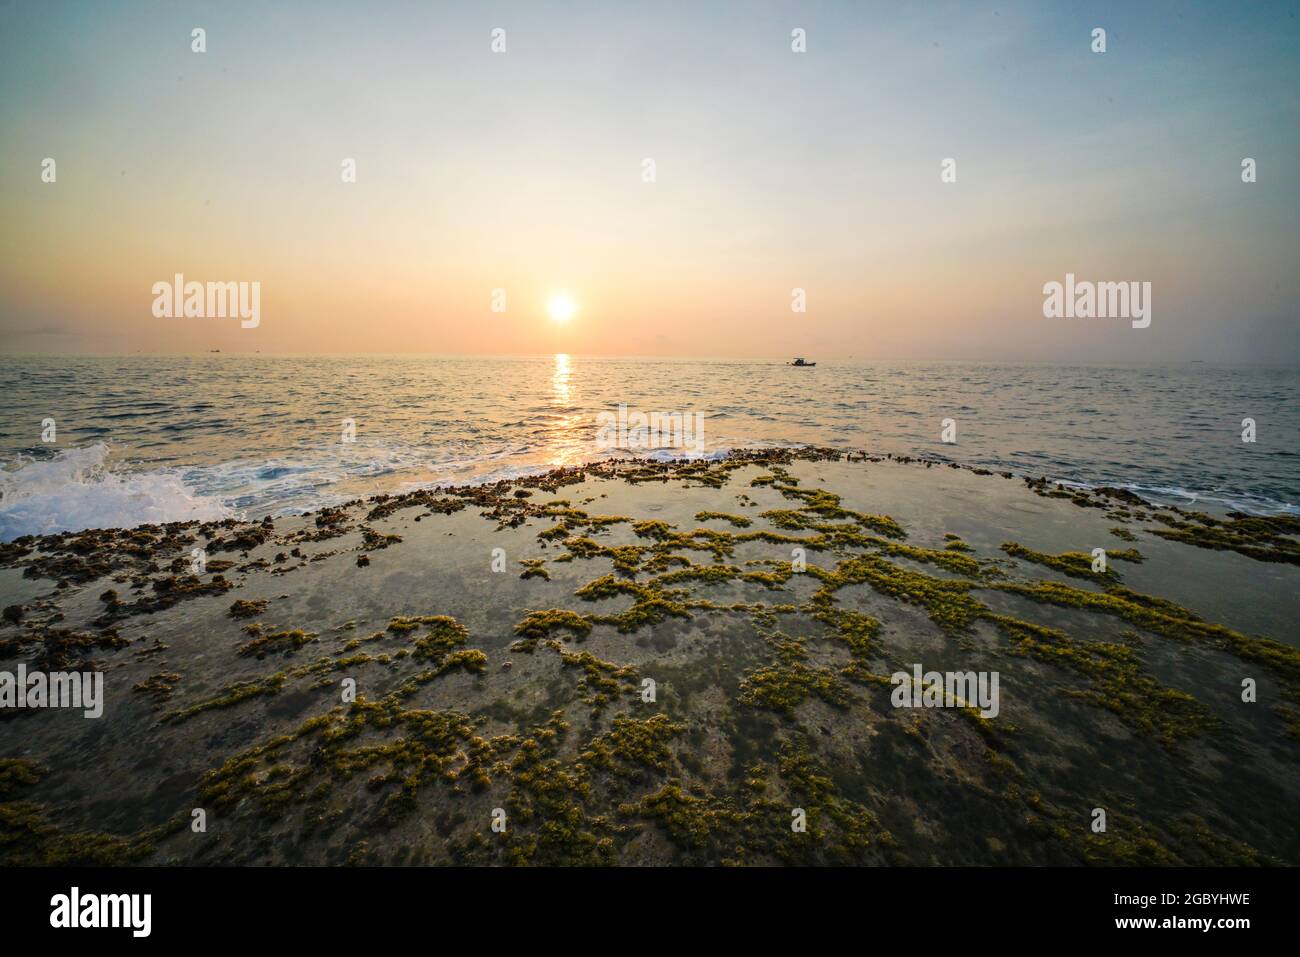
(1, 449), (1296, 865)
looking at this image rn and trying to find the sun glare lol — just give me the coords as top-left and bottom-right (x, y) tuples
(547, 294), (577, 323)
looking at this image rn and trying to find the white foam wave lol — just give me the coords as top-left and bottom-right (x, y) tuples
(0, 443), (230, 541)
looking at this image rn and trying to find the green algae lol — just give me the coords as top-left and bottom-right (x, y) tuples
(987, 577), (1300, 733)
(514, 608), (593, 644)
(766, 479), (906, 539)
(988, 615), (1214, 745)
(0, 759), (160, 866)
(132, 671), (181, 702)
(618, 734), (894, 865)
(532, 506), (632, 543)
(632, 519), (674, 539)
(360, 527), (403, 550)
(0, 758), (44, 800)
(809, 555), (985, 634)
(404, 615), (471, 661)
(573, 574), (694, 634)
(1001, 541), (1142, 582)
(199, 695), (482, 825)
(656, 561), (792, 591)
(809, 606), (882, 681)
(518, 558), (550, 580)
(229, 598), (269, 619)
(1, 626), (129, 671)
(439, 649), (488, 675)
(1149, 511), (1300, 565)
(738, 635), (851, 716)
(695, 511), (752, 527)
(163, 671), (290, 723)
(868, 537), (983, 575)
(581, 713), (685, 775)
(0, 801), (151, 866)
(555, 645), (639, 713)
(990, 578), (1292, 669)
(237, 626), (318, 658)
(386, 615), (436, 633)
(554, 536), (645, 575)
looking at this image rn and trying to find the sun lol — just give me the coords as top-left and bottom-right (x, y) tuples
(547, 293), (577, 323)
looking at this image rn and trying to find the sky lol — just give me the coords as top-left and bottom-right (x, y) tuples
(1, 0), (1297, 361)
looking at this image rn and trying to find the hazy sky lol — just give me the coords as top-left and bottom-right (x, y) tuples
(2, 0), (1297, 360)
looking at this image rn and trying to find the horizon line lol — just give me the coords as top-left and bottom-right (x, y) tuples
(1, 351), (1296, 368)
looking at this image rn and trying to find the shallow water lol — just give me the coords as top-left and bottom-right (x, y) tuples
(1, 355), (1296, 539)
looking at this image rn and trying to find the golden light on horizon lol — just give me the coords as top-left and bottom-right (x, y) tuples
(547, 352), (583, 467)
(551, 352), (571, 403)
(546, 293), (577, 323)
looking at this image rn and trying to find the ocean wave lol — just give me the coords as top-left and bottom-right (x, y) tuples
(637, 447), (731, 462)
(0, 443), (229, 540)
(1046, 477), (1298, 516)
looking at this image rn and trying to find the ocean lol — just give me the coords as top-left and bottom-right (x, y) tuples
(1, 355), (1296, 540)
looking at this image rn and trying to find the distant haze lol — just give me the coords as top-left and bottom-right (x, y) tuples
(2, 0), (1297, 361)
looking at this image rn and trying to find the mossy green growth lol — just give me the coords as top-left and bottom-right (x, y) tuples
(556, 647), (639, 712)
(694, 511), (752, 528)
(405, 615), (471, 661)
(768, 480), (906, 539)
(1149, 511), (1300, 565)
(518, 558), (550, 580)
(0, 758), (154, 865)
(1007, 788), (1271, 866)
(632, 519), (674, 539)
(386, 615), (443, 633)
(810, 606), (882, 680)
(988, 615), (1213, 745)
(555, 536), (645, 575)
(990, 578), (1295, 671)
(237, 626), (318, 658)
(1000, 541), (1130, 582)
(199, 695), (483, 825)
(809, 554), (985, 634)
(869, 538), (983, 575)
(738, 634), (851, 715)
(654, 562), (789, 591)
(514, 608), (593, 642)
(439, 649), (488, 675)
(1108, 548), (1144, 563)
(163, 671), (290, 723)
(455, 709), (625, 866)
(229, 598), (269, 618)
(776, 738), (894, 862)
(620, 781), (742, 850)
(620, 732), (894, 865)
(581, 713), (685, 775)
(574, 574), (694, 633)
(987, 577), (1300, 733)
(0, 801), (150, 865)
(0, 758), (45, 800)
(13, 450), (1293, 866)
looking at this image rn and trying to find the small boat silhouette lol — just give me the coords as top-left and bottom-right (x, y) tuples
(788, 357), (816, 367)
